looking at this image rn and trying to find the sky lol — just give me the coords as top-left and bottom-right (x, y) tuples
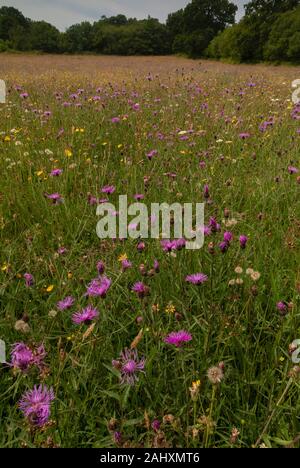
(0, 1), (248, 31)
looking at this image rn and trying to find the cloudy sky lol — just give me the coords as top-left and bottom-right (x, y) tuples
(1, 1), (248, 31)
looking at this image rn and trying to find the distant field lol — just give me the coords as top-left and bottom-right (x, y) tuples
(0, 55), (300, 448)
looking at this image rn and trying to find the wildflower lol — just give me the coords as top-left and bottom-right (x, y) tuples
(19, 385), (55, 427)
(101, 185), (115, 194)
(239, 132), (250, 139)
(46, 285), (54, 293)
(235, 266), (243, 274)
(121, 259), (132, 271)
(147, 149), (158, 160)
(153, 260), (160, 273)
(118, 253), (128, 262)
(239, 235), (248, 249)
(113, 431), (122, 445)
(45, 193), (63, 205)
(112, 348), (145, 385)
(24, 273), (34, 288)
(85, 276), (111, 298)
(72, 305), (99, 325)
(14, 320), (30, 333)
(164, 330), (192, 347)
(57, 296), (75, 311)
(209, 217), (221, 233)
(152, 420), (161, 432)
(251, 271), (261, 281)
(137, 241), (145, 252)
(288, 166), (299, 174)
(277, 301), (288, 315)
(219, 241), (229, 253)
(165, 303), (176, 314)
(207, 364), (224, 385)
(203, 184), (210, 199)
(189, 380), (201, 400)
(132, 282), (150, 298)
(223, 231), (233, 243)
(11, 343), (46, 372)
(50, 168), (63, 177)
(230, 427), (240, 444)
(185, 273), (208, 285)
(97, 261), (105, 275)
(64, 149), (73, 157)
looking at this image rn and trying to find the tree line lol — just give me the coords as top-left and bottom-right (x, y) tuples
(0, 1), (300, 63)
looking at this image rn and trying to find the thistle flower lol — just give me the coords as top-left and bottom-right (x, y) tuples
(185, 273), (208, 285)
(164, 330), (192, 347)
(85, 276), (111, 298)
(19, 385), (55, 427)
(57, 296), (75, 311)
(72, 305), (99, 325)
(112, 348), (145, 385)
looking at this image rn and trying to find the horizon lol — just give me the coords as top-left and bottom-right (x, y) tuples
(0, 0), (247, 31)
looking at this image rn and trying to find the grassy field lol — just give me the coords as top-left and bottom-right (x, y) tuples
(0, 54), (300, 448)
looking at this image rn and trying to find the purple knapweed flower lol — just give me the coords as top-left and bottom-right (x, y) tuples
(164, 330), (192, 348)
(57, 296), (75, 311)
(45, 193), (63, 205)
(19, 385), (55, 427)
(101, 185), (115, 194)
(288, 166), (299, 174)
(85, 276), (112, 298)
(72, 305), (99, 325)
(132, 282), (150, 298)
(24, 273), (34, 288)
(146, 149), (158, 160)
(97, 261), (105, 275)
(239, 235), (248, 249)
(50, 168), (63, 177)
(121, 259), (132, 271)
(186, 273), (208, 285)
(11, 343), (46, 372)
(112, 348), (145, 385)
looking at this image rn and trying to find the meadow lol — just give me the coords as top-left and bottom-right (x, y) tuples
(0, 54), (300, 448)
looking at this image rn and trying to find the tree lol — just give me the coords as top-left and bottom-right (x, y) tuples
(29, 21), (61, 53)
(0, 6), (31, 49)
(167, 0), (237, 56)
(64, 22), (93, 53)
(245, 0), (300, 18)
(264, 6), (300, 62)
